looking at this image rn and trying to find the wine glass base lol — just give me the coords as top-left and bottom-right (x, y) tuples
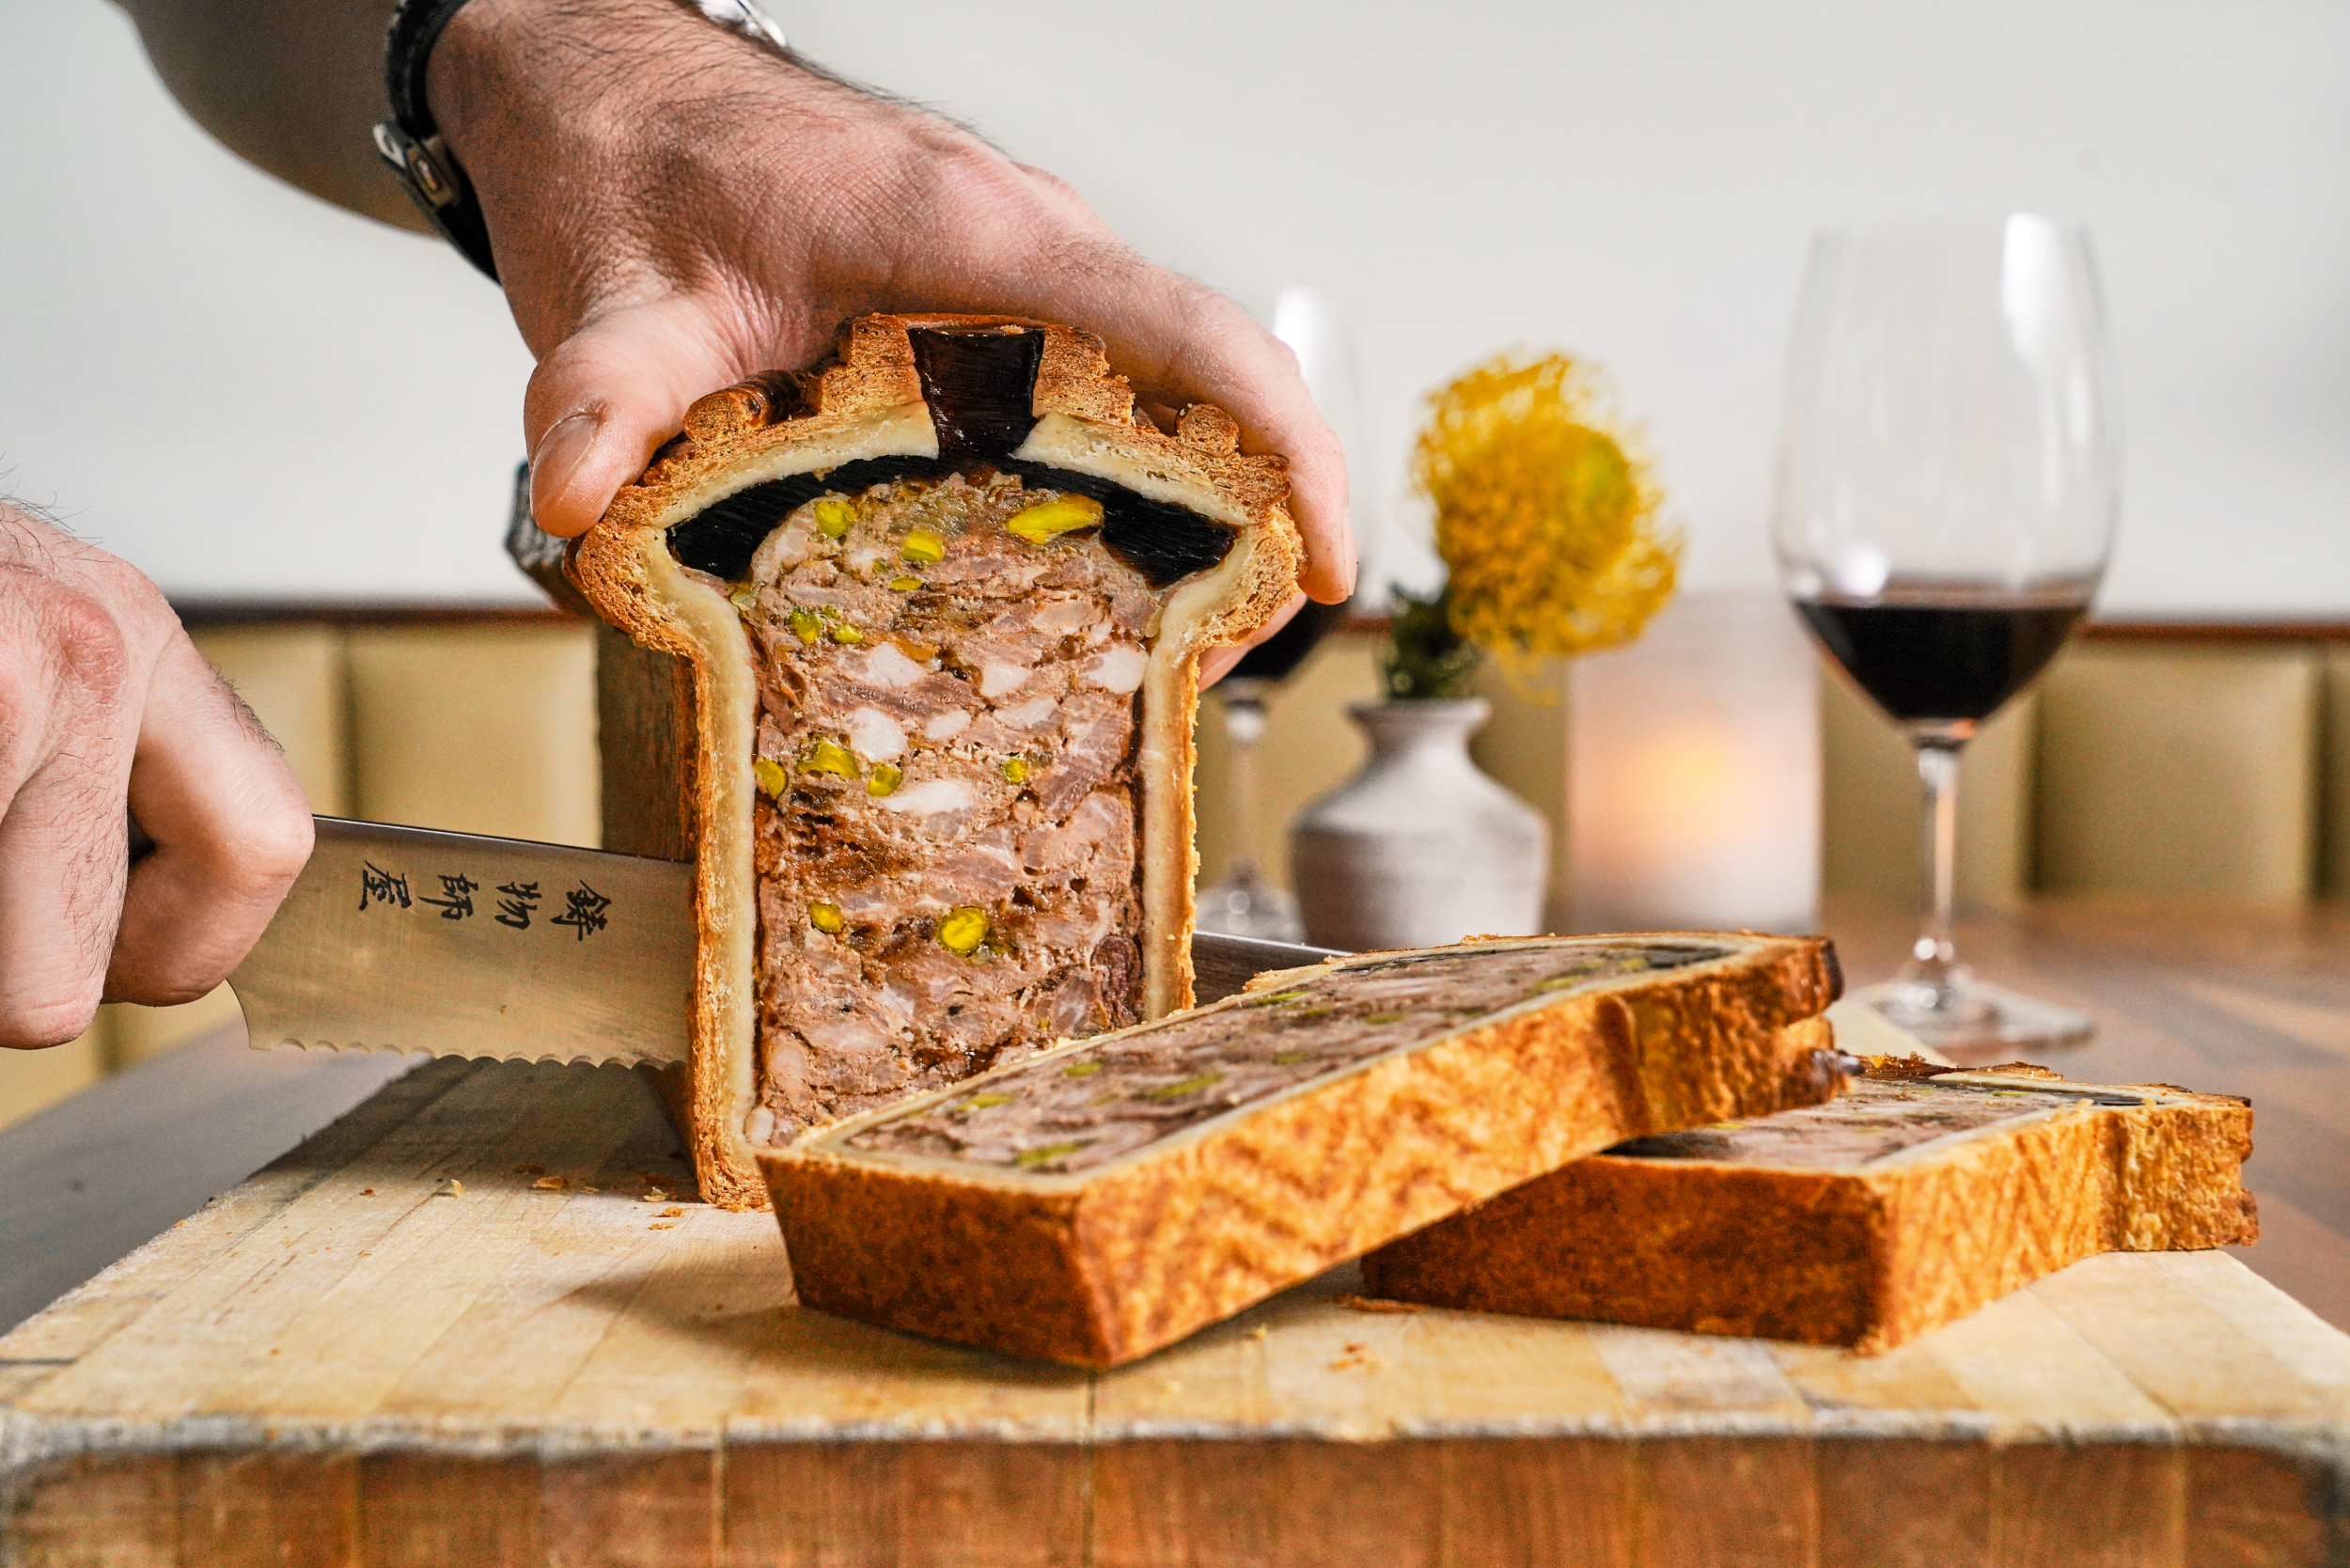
(1196, 869), (1304, 945)
(1853, 978), (2094, 1061)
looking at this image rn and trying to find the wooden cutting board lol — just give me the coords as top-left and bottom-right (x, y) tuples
(4, 1055), (2345, 1567)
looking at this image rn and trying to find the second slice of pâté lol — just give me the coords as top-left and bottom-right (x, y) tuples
(1361, 1058), (2258, 1352)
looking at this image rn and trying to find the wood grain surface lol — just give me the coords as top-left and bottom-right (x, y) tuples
(1824, 896), (2350, 1333)
(6, 900), (2350, 1565)
(0, 1029), (415, 1337)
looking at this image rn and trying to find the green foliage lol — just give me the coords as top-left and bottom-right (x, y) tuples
(1379, 583), (1482, 701)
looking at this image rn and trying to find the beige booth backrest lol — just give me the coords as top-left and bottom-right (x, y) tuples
(1824, 638), (2346, 906)
(1211, 630), (2350, 913)
(189, 619), (601, 841)
(5, 615), (2346, 1132)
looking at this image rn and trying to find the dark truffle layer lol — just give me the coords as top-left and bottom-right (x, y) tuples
(670, 459), (1235, 590)
(666, 326), (1235, 589)
(909, 326), (1045, 459)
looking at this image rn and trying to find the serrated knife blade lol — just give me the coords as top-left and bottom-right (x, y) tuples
(228, 817), (1340, 1070)
(228, 818), (698, 1068)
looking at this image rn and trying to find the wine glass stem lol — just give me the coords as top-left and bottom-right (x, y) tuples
(1224, 693), (1266, 882)
(1908, 739), (1965, 984)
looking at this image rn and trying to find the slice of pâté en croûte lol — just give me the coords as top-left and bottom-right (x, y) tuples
(537, 315), (1301, 1210)
(761, 933), (1845, 1367)
(1360, 1058), (2258, 1353)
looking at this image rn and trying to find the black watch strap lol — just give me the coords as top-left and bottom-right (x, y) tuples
(374, 0), (500, 281)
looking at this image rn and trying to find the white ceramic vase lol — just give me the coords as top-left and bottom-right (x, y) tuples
(1290, 699), (1550, 951)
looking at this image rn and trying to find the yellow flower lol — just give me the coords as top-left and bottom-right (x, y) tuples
(1412, 352), (1679, 664)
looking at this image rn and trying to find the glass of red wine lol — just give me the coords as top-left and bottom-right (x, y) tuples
(1774, 215), (2121, 1052)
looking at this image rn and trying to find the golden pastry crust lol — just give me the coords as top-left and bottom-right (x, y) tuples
(762, 933), (1844, 1367)
(566, 314), (1303, 1210)
(1360, 1066), (2259, 1353)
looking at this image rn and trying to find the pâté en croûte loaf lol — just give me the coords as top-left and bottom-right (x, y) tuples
(517, 315), (1303, 1210)
(762, 933), (1846, 1368)
(1360, 1058), (2258, 1353)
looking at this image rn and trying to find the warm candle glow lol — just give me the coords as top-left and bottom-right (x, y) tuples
(1568, 593), (1820, 933)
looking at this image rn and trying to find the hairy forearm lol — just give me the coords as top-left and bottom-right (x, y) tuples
(110, 0), (428, 231)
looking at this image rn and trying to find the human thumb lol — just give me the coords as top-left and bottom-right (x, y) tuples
(522, 299), (743, 539)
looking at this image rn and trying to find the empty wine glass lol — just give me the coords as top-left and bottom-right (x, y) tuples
(1196, 288), (1366, 942)
(1774, 215), (2122, 1052)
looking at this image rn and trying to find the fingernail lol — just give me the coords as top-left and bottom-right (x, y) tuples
(1326, 554), (1358, 603)
(530, 413), (603, 530)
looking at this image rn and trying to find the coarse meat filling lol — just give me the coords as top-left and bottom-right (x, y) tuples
(1606, 1078), (2092, 1168)
(848, 940), (1734, 1174)
(732, 469), (1167, 1136)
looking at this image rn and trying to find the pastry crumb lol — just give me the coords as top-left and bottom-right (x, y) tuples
(640, 1189), (671, 1203)
(658, 1206), (685, 1218)
(358, 1189), (375, 1197)
(434, 1178), (464, 1198)
(1244, 1325), (1269, 1341)
(650, 1222), (678, 1231)
(1336, 1294), (1424, 1315)
(534, 1175), (570, 1191)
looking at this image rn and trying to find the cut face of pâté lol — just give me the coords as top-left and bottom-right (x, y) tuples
(729, 470), (1175, 1136)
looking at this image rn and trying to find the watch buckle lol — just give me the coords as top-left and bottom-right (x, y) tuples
(372, 124), (462, 212)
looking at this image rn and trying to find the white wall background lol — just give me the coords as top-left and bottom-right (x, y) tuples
(2, 0), (2344, 613)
